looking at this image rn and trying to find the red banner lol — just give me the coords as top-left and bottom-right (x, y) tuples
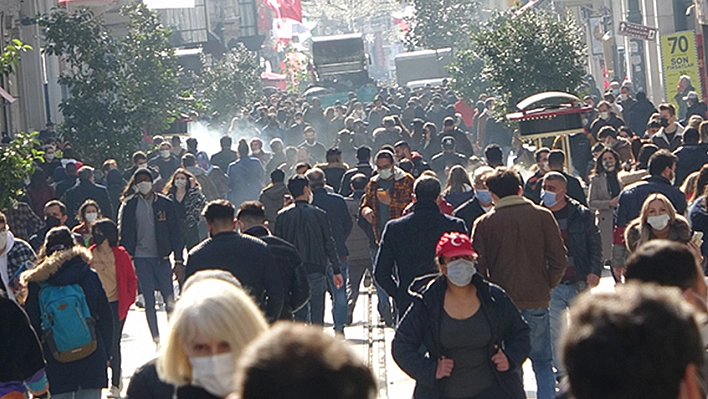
(265, 0), (302, 23)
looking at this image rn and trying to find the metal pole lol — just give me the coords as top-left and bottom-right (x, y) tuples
(627, 0), (648, 92)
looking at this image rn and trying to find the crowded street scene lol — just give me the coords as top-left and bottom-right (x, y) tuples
(2, 0), (708, 398)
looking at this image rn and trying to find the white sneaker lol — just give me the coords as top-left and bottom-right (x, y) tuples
(107, 385), (121, 398)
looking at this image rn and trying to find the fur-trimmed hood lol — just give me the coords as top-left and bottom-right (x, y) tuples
(21, 246), (92, 285)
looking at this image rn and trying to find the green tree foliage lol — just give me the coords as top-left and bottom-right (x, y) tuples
(193, 44), (262, 126)
(40, 5), (183, 167)
(405, 0), (478, 50)
(449, 37), (490, 102)
(0, 39), (33, 76)
(0, 132), (43, 210)
(469, 9), (587, 116)
(121, 3), (183, 133)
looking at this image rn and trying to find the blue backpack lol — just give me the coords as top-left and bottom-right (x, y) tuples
(39, 282), (97, 363)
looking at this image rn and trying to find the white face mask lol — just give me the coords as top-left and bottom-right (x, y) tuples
(600, 112), (610, 121)
(84, 212), (98, 223)
(647, 213), (670, 230)
(136, 181), (153, 195)
(446, 259), (477, 287)
(174, 178), (187, 188)
(45, 153), (55, 161)
(0, 229), (7, 250)
(160, 150), (171, 159)
(378, 167), (393, 180)
(189, 353), (237, 398)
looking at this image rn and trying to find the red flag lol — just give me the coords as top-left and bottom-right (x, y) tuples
(265, 0), (302, 23)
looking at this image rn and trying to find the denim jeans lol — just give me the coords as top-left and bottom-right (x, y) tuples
(109, 301), (127, 388)
(52, 388), (101, 399)
(521, 308), (555, 399)
(294, 272), (327, 325)
(550, 283), (579, 378)
(327, 259), (349, 332)
(133, 258), (174, 339)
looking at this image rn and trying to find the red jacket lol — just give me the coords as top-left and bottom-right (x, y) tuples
(89, 245), (138, 320)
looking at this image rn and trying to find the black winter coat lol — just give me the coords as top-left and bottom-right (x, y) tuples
(616, 175), (687, 227)
(186, 231), (284, 322)
(375, 200), (467, 314)
(392, 274), (530, 399)
(0, 294), (45, 382)
(452, 197), (487, 233)
(274, 201), (341, 275)
(118, 193), (184, 262)
(62, 181), (114, 227)
(311, 187), (353, 258)
(674, 144), (708, 187)
(244, 225), (311, 320)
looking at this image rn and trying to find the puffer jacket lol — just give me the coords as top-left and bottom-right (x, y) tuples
(392, 274), (530, 399)
(274, 201), (341, 275)
(20, 247), (113, 395)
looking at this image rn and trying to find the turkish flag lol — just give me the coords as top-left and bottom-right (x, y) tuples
(265, 0), (302, 23)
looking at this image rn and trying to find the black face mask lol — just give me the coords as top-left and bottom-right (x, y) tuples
(93, 232), (106, 246)
(660, 117), (670, 127)
(45, 216), (61, 228)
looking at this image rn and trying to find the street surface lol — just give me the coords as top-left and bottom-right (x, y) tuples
(109, 268), (617, 399)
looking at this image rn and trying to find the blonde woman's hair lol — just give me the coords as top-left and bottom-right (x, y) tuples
(157, 279), (268, 386)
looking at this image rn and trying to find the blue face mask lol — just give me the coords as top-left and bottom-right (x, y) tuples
(475, 189), (492, 204)
(541, 190), (558, 207)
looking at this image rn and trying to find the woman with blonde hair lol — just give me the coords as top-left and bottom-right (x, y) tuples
(157, 278), (268, 399)
(624, 193), (693, 254)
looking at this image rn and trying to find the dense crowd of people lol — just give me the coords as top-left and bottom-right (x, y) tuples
(2, 78), (708, 399)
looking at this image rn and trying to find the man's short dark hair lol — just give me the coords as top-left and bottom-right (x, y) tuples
(305, 168), (326, 189)
(394, 141), (410, 151)
(236, 201), (267, 224)
(414, 176), (441, 202)
(534, 147), (550, 162)
(325, 147), (341, 162)
(132, 151), (147, 164)
(356, 146), (371, 161)
(484, 144), (503, 165)
(597, 126), (618, 140)
(542, 171), (567, 187)
(625, 239), (699, 291)
(220, 135), (232, 148)
(182, 153), (196, 167)
(485, 167), (522, 198)
(238, 139), (250, 157)
(238, 323), (376, 399)
(375, 150), (395, 164)
(45, 199), (67, 216)
(659, 103), (676, 116)
(202, 199), (235, 224)
(287, 175), (309, 198)
(270, 169), (285, 183)
(350, 173), (368, 191)
(648, 149), (677, 176)
(562, 283), (704, 399)
(684, 127), (700, 144)
(78, 166), (94, 182)
(443, 117), (455, 127)
(65, 162), (77, 175)
(548, 150), (566, 167)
